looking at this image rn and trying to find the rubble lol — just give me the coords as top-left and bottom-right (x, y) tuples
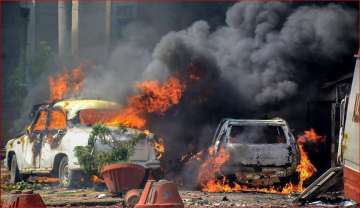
(97, 193), (108, 199)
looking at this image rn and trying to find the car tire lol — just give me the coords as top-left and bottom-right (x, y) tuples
(9, 155), (21, 184)
(57, 156), (90, 188)
(58, 156), (79, 188)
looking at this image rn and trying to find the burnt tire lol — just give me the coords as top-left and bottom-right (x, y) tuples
(9, 155), (21, 184)
(58, 156), (82, 188)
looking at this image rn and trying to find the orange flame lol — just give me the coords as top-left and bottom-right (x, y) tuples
(79, 76), (185, 129)
(198, 129), (324, 194)
(33, 111), (47, 131)
(197, 146), (230, 187)
(297, 128), (324, 143)
(294, 128), (323, 192)
(296, 144), (316, 192)
(48, 110), (66, 130)
(154, 138), (165, 160)
(90, 175), (104, 184)
(48, 65), (85, 102)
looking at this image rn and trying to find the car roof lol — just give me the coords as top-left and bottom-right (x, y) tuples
(222, 118), (287, 126)
(53, 99), (120, 120)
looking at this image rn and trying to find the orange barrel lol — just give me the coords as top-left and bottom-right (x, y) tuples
(2, 190), (47, 208)
(125, 189), (143, 207)
(135, 180), (184, 208)
(101, 163), (146, 193)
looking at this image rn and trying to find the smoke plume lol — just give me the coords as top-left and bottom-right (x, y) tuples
(11, 2), (356, 182)
(134, 2), (356, 182)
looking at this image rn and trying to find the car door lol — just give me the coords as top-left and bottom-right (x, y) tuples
(24, 109), (48, 169)
(40, 108), (67, 170)
(214, 121), (229, 153)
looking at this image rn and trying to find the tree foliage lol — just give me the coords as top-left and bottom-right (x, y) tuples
(74, 124), (147, 176)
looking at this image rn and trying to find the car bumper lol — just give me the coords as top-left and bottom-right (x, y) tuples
(221, 164), (296, 186)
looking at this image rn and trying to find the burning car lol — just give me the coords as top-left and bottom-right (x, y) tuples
(212, 118), (300, 187)
(4, 99), (160, 187)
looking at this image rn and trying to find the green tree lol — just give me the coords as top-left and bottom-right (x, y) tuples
(74, 124), (146, 176)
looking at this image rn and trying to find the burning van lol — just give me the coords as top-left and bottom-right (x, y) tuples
(4, 99), (160, 187)
(212, 118), (300, 187)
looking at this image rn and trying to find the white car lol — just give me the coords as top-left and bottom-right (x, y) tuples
(4, 99), (160, 187)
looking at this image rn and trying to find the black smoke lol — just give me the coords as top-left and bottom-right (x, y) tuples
(9, 2), (357, 185)
(135, 2), (357, 182)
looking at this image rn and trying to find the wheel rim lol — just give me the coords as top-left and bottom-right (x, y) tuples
(60, 160), (70, 186)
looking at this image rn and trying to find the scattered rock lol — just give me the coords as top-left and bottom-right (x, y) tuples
(22, 189), (33, 194)
(46, 190), (57, 194)
(10, 190), (21, 194)
(97, 193), (108, 199)
(222, 195), (229, 201)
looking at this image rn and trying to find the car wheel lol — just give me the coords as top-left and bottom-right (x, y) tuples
(58, 156), (86, 188)
(10, 155), (21, 184)
(58, 156), (70, 187)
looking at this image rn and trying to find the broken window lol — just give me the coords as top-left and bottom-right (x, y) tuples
(78, 109), (118, 125)
(229, 125), (286, 144)
(33, 111), (47, 131)
(48, 110), (66, 130)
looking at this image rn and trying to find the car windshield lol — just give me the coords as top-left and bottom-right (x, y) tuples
(77, 109), (119, 126)
(229, 125), (286, 144)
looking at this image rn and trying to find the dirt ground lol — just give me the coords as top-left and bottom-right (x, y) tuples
(0, 166), (355, 208)
(1, 186), (297, 207)
(0, 166), (298, 208)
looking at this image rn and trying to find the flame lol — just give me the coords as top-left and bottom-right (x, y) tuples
(154, 138), (165, 160)
(295, 128), (323, 191)
(297, 128), (324, 143)
(48, 65), (85, 102)
(295, 143), (317, 192)
(33, 111), (47, 131)
(198, 129), (324, 194)
(90, 175), (104, 184)
(197, 146), (230, 187)
(202, 177), (300, 194)
(79, 76), (185, 129)
(143, 129), (151, 136)
(203, 178), (286, 194)
(70, 66), (85, 95)
(48, 70), (69, 102)
(48, 110), (66, 130)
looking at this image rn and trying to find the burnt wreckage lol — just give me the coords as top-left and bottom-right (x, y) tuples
(4, 99), (161, 186)
(212, 118), (300, 186)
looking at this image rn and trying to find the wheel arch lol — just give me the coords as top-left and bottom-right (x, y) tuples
(7, 151), (16, 171)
